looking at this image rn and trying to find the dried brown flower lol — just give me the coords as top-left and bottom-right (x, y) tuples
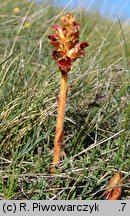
(105, 172), (123, 200)
(48, 13), (89, 74)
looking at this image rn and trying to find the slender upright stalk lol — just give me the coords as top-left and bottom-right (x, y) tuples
(52, 73), (67, 173)
(48, 13), (88, 174)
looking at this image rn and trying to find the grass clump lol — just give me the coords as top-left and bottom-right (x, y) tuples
(0, 0), (130, 200)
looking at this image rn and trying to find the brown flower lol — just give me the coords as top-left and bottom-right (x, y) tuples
(105, 172), (123, 200)
(48, 13), (88, 74)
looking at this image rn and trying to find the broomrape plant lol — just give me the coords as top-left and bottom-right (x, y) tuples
(48, 13), (89, 173)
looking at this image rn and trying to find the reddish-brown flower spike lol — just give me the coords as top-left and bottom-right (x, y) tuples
(48, 13), (89, 174)
(48, 13), (89, 74)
